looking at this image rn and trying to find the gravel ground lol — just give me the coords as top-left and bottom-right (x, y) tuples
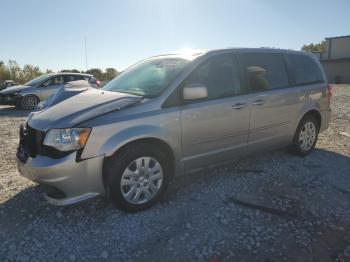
(0, 85), (349, 262)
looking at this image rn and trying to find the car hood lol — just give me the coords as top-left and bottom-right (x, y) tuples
(0, 85), (29, 94)
(28, 88), (143, 131)
(37, 80), (93, 109)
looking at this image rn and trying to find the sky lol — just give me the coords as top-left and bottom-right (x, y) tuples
(1, 0), (350, 72)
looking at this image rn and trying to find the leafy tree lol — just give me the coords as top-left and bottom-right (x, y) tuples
(60, 69), (81, 73)
(0, 60), (119, 85)
(21, 64), (42, 83)
(84, 68), (119, 81)
(302, 41), (325, 52)
(85, 68), (104, 80)
(0, 61), (11, 82)
(103, 68), (119, 80)
(0, 60), (46, 84)
(8, 60), (21, 81)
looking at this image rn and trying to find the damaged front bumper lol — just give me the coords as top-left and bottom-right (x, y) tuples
(16, 124), (106, 205)
(0, 93), (22, 105)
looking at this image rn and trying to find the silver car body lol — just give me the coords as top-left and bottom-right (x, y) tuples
(0, 73), (97, 106)
(17, 48), (331, 205)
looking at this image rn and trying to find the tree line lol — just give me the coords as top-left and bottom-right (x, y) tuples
(0, 60), (119, 85)
(301, 41), (325, 53)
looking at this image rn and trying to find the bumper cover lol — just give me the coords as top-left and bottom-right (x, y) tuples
(0, 93), (21, 105)
(320, 108), (332, 132)
(17, 151), (105, 205)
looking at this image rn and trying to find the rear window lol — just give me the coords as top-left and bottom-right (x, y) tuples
(287, 54), (324, 85)
(239, 53), (289, 92)
(64, 75), (90, 83)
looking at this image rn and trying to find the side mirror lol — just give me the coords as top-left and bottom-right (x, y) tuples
(183, 84), (208, 100)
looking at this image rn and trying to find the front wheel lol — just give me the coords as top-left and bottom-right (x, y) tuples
(291, 115), (319, 156)
(21, 95), (39, 110)
(104, 143), (171, 212)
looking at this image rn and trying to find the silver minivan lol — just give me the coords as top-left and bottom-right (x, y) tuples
(17, 48), (332, 212)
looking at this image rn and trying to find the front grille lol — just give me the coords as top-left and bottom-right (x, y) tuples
(20, 124), (72, 159)
(22, 124), (43, 158)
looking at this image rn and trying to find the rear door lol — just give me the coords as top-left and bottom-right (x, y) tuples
(238, 52), (300, 152)
(40, 75), (65, 100)
(180, 53), (250, 170)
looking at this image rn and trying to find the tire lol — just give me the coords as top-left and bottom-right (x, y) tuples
(15, 98), (22, 109)
(291, 115), (319, 156)
(104, 142), (171, 212)
(21, 95), (39, 110)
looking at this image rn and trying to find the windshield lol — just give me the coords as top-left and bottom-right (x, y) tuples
(24, 74), (52, 86)
(103, 57), (190, 97)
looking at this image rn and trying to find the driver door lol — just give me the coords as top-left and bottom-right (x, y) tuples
(180, 54), (250, 170)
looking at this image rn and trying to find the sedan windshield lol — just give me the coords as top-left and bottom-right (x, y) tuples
(103, 57), (190, 97)
(24, 74), (52, 86)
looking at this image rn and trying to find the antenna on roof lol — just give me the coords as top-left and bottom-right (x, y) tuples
(84, 36), (88, 71)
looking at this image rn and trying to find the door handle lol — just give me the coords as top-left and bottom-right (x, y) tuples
(232, 103), (247, 110)
(252, 99), (265, 106)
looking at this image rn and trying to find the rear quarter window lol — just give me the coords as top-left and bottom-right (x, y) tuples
(286, 54), (325, 85)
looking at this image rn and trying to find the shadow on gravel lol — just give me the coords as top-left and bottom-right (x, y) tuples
(2, 148), (349, 219)
(2, 148), (350, 213)
(1, 148), (350, 261)
(163, 147), (350, 210)
(0, 106), (31, 117)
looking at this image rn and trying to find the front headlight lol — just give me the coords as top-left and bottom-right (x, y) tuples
(43, 128), (91, 151)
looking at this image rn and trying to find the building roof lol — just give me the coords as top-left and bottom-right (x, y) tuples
(325, 35), (350, 40)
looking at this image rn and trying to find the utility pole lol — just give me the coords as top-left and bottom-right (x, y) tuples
(84, 36), (88, 71)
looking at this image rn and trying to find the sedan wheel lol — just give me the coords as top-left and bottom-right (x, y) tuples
(21, 95), (39, 110)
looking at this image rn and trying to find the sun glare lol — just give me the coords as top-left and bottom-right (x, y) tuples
(177, 47), (205, 56)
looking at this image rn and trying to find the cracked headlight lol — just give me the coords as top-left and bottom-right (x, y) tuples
(43, 128), (91, 151)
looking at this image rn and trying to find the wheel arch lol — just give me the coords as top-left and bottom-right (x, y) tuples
(299, 109), (321, 129)
(102, 137), (176, 189)
(21, 93), (40, 100)
(292, 108), (322, 140)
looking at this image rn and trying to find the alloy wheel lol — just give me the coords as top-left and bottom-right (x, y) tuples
(299, 121), (316, 151)
(22, 96), (38, 110)
(120, 157), (163, 205)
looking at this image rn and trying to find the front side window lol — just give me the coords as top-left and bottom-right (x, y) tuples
(287, 54), (324, 85)
(184, 54), (240, 100)
(103, 57), (190, 98)
(239, 53), (289, 92)
(24, 74), (52, 86)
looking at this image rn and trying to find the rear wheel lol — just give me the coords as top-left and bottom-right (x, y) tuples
(104, 143), (171, 212)
(21, 95), (39, 110)
(291, 115), (319, 156)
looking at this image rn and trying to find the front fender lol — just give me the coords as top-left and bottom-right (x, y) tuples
(81, 123), (182, 170)
(19, 92), (41, 101)
(99, 125), (172, 157)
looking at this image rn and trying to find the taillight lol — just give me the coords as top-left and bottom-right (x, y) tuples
(327, 84), (332, 106)
(327, 84), (333, 98)
(96, 80), (101, 88)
